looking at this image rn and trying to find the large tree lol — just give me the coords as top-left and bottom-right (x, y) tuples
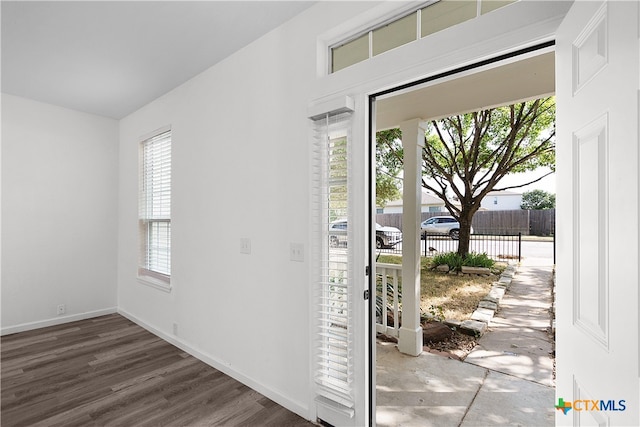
(521, 189), (556, 210)
(376, 129), (403, 207)
(378, 97), (555, 256)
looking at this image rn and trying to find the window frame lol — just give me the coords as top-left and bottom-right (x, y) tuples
(328, 0), (517, 73)
(137, 126), (172, 292)
(312, 111), (357, 421)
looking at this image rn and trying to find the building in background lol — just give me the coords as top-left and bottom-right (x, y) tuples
(479, 190), (523, 211)
(379, 190), (445, 214)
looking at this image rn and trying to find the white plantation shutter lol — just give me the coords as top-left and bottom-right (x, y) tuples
(312, 111), (355, 417)
(139, 129), (171, 283)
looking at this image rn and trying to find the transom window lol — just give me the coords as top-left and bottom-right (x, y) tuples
(330, 0), (516, 73)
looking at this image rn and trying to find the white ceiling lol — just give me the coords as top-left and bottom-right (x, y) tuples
(376, 51), (555, 130)
(1, 1), (315, 119)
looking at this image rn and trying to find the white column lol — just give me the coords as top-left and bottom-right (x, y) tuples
(397, 119), (425, 356)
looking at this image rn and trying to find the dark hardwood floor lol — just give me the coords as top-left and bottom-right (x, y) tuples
(1, 314), (315, 426)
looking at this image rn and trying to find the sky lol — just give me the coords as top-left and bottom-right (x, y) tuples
(493, 167), (556, 194)
(393, 166), (556, 202)
(418, 166), (556, 198)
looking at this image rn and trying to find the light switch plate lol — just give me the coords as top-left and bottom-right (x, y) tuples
(240, 238), (251, 254)
(290, 243), (304, 262)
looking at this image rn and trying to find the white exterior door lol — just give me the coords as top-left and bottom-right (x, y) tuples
(556, 1), (639, 425)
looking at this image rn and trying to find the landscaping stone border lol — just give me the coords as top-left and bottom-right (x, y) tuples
(444, 263), (518, 337)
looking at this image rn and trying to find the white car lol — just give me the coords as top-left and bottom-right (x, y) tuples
(329, 220), (401, 249)
(420, 216), (472, 240)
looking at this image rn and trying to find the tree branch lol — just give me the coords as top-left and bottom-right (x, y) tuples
(491, 170), (555, 192)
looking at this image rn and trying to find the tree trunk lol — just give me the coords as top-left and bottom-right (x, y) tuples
(456, 209), (475, 257)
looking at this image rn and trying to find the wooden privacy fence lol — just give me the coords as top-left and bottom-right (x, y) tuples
(529, 209), (556, 236)
(377, 209), (555, 236)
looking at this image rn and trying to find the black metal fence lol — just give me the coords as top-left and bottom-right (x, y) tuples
(377, 231), (522, 262)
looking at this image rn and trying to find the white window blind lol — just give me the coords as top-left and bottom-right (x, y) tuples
(139, 129), (171, 284)
(312, 111), (355, 416)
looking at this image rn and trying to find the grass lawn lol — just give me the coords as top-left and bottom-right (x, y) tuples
(376, 254), (506, 322)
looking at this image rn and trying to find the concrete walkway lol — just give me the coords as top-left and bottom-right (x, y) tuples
(376, 258), (555, 426)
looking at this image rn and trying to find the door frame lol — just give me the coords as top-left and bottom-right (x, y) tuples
(366, 40), (557, 424)
(309, 3), (574, 424)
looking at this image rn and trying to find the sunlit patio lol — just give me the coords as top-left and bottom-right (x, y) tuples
(375, 341), (555, 427)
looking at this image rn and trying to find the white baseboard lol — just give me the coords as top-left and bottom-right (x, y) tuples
(1, 307), (118, 336)
(116, 308), (311, 421)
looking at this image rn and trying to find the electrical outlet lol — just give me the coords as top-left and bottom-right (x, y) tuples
(57, 304), (66, 315)
(290, 243), (304, 262)
(240, 238), (251, 254)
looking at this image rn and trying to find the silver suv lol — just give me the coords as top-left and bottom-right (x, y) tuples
(420, 216), (472, 240)
(329, 220), (401, 249)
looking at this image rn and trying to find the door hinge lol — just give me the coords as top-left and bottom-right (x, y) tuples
(364, 290), (370, 300)
(365, 266), (370, 276)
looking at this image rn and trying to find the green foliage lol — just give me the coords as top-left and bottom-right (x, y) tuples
(376, 281), (400, 319)
(521, 189), (556, 210)
(375, 260), (402, 324)
(431, 252), (464, 271)
(426, 304), (445, 322)
(376, 254), (402, 265)
(431, 251), (494, 271)
(421, 98), (556, 210)
(376, 129), (403, 207)
(463, 252), (495, 269)
(329, 136), (348, 222)
(376, 174), (401, 208)
(376, 96), (556, 257)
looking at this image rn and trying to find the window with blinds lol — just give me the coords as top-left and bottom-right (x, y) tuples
(312, 111), (355, 416)
(138, 128), (172, 287)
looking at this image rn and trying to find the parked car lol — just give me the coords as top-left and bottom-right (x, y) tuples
(420, 216), (472, 240)
(329, 220), (401, 249)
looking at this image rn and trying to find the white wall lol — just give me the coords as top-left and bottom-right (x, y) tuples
(480, 194), (523, 210)
(1, 94), (119, 333)
(115, 4), (365, 419)
(116, 1), (573, 422)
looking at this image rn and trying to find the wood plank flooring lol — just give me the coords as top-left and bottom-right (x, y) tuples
(1, 314), (315, 426)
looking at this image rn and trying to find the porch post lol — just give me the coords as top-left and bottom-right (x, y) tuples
(397, 119), (425, 356)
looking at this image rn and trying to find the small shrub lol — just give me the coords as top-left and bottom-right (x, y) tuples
(430, 251), (495, 271)
(427, 304), (445, 322)
(464, 252), (495, 269)
(431, 252), (464, 271)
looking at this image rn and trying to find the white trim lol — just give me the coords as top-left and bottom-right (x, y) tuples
(138, 128), (172, 279)
(310, 1), (573, 422)
(308, 95), (355, 120)
(0, 307), (117, 336)
(116, 308), (311, 422)
(137, 275), (172, 293)
(326, 0), (523, 75)
(311, 2), (569, 105)
(325, 2), (432, 50)
(311, 111), (357, 420)
(139, 124), (172, 145)
(320, 2), (434, 76)
(375, 43), (555, 103)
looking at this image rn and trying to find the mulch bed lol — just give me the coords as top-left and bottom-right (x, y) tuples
(423, 330), (478, 360)
(377, 321), (479, 361)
